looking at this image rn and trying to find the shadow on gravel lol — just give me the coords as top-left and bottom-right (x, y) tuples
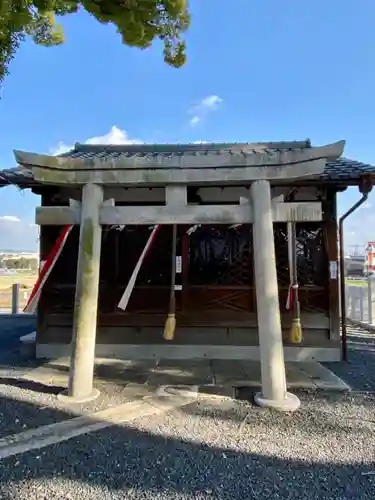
(0, 394), (373, 500)
(325, 351), (375, 393)
(184, 394), (375, 440)
(0, 315), (42, 372)
(0, 377), (64, 396)
(0, 316), (36, 345)
(0, 393), (76, 440)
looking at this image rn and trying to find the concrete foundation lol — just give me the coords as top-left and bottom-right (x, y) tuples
(35, 343), (342, 362)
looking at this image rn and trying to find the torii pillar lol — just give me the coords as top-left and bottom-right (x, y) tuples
(59, 182), (103, 403)
(251, 180), (300, 411)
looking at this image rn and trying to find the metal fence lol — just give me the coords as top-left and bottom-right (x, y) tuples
(0, 284), (33, 313)
(346, 277), (375, 328)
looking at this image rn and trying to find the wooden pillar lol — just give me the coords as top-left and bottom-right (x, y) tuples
(326, 190), (340, 341)
(251, 180), (300, 412)
(11, 283), (20, 314)
(60, 183), (103, 402)
(181, 229), (190, 311)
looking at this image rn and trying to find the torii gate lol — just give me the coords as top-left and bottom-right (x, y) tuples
(15, 140), (345, 411)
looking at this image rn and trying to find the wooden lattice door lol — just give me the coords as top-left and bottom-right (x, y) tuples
(274, 222), (329, 314)
(186, 225), (255, 313)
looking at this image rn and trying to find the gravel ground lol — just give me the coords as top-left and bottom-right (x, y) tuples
(0, 322), (374, 499)
(324, 323), (375, 392)
(0, 390), (374, 500)
(0, 351), (152, 439)
(0, 374), (149, 439)
(0, 321), (152, 438)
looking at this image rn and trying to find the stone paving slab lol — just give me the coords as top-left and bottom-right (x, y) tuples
(286, 362), (322, 389)
(211, 360), (259, 385)
(95, 359), (157, 385)
(297, 362), (351, 391)
(211, 360), (316, 389)
(148, 360), (213, 386)
(24, 358), (158, 386)
(23, 357), (350, 393)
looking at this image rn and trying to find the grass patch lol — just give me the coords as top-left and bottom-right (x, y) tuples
(346, 279), (368, 287)
(0, 272), (37, 291)
(0, 272), (36, 310)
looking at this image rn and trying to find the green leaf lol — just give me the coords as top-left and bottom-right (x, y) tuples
(0, 0), (190, 84)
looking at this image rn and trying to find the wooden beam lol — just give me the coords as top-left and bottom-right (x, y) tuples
(40, 311), (331, 329)
(325, 190), (341, 341)
(36, 201), (322, 226)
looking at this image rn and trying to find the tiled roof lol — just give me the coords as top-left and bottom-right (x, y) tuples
(59, 140), (313, 160)
(324, 158), (375, 181)
(0, 165), (35, 188)
(1, 141), (374, 188)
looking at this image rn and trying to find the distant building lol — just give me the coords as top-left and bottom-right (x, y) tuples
(344, 254), (366, 277)
(364, 242), (375, 275)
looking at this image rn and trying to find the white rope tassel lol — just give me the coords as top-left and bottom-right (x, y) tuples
(286, 221), (294, 311)
(110, 224), (126, 232)
(187, 224), (200, 235)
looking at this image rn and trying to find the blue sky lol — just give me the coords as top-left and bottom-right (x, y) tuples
(0, 0), (375, 251)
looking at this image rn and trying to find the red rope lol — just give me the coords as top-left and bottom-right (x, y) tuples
(24, 225), (72, 312)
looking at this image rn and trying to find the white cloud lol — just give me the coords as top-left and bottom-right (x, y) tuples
(85, 126), (142, 146)
(50, 126), (142, 156)
(193, 140), (209, 144)
(190, 116), (201, 127)
(188, 95), (223, 127)
(344, 211), (375, 251)
(338, 189), (375, 251)
(0, 215), (21, 222)
(50, 142), (71, 156)
(201, 95), (223, 109)
(0, 217), (39, 251)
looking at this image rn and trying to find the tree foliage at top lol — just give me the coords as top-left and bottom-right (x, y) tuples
(0, 0), (190, 82)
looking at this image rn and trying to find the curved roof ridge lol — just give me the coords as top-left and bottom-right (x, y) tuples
(70, 139), (312, 155)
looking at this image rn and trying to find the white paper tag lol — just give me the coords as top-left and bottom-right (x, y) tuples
(174, 284), (182, 291)
(176, 256), (182, 273)
(329, 260), (337, 280)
